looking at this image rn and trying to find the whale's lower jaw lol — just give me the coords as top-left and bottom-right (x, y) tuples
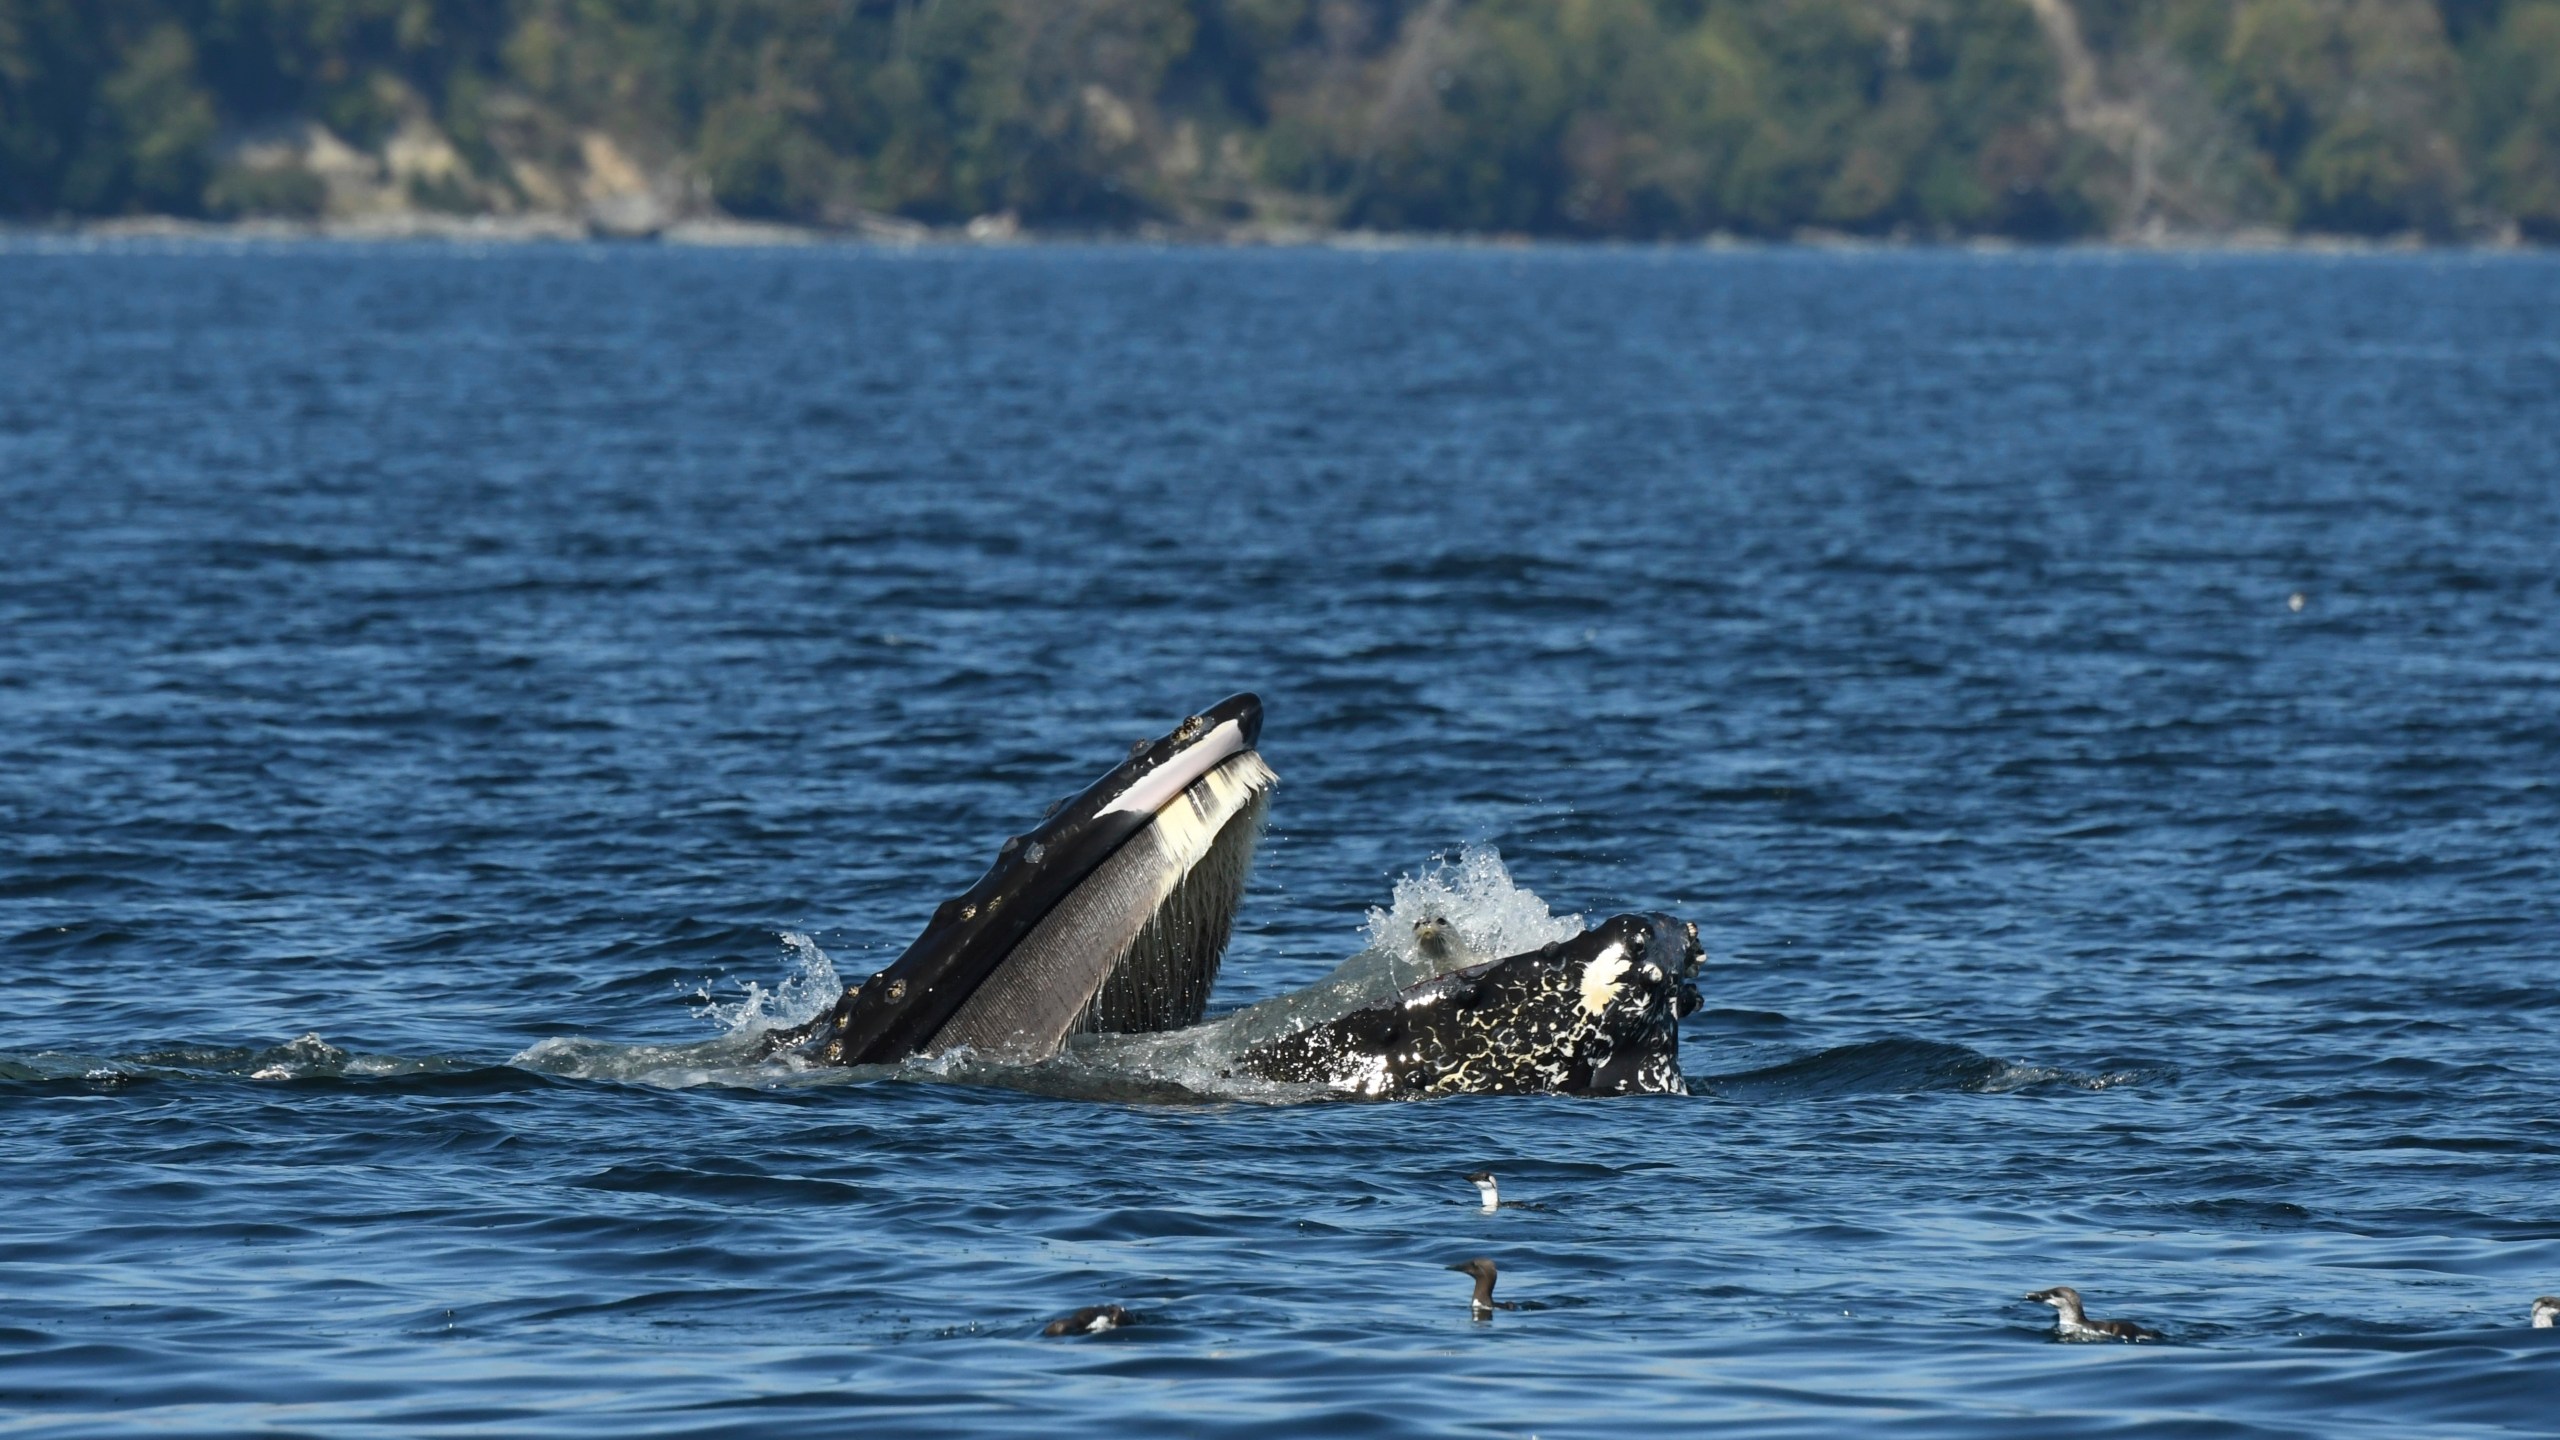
(778, 746), (1276, 1069)
(1230, 913), (1701, 1099)
(928, 753), (1271, 1060)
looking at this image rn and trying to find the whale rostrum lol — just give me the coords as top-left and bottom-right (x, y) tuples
(759, 694), (1706, 1097)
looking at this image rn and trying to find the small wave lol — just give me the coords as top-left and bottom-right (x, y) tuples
(1695, 1037), (2148, 1099)
(2182, 1196), (2318, 1227)
(506, 1033), (828, 1089)
(0, 1033), (488, 1087)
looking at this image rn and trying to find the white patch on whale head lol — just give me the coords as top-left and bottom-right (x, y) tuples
(1331, 1052), (1392, 1097)
(1578, 942), (1630, 1016)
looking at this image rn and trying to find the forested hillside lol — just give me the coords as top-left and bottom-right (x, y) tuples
(4, 0), (2556, 240)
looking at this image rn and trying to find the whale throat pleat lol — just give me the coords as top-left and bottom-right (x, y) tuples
(926, 751), (1273, 1061)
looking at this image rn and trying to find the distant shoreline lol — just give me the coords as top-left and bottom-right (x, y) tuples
(5, 213), (2551, 256)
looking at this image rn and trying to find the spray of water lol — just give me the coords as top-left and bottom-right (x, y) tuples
(696, 932), (844, 1036)
(1056, 846), (1586, 1098)
(1356, 846), (1585, 989)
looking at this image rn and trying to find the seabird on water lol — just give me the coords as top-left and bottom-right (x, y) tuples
(1042, 1304), (1132, 1337)
(2532, 1296), (2560, 1329)
(1449, 1257), (1518, 1317)
(2022, 1286), (2161, 1342)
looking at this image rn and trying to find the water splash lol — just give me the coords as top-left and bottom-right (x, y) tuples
(510, 1033), (796, 1088)
(515, 935), (863, 1089)
(1045, 847), (1592, 1100)
(1356, 846), (1585, 988)
(696, 931), (843, 1036)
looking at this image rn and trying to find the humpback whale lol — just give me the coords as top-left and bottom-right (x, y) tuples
(758, 694), (1705, 1098)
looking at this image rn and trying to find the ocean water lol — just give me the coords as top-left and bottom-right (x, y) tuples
(3, 240), (2558, 1437)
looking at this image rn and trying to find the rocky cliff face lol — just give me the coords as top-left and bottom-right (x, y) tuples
(196, 75), (689, 237)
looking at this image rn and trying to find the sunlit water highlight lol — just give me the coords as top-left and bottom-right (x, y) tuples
(4, 242), (2558, 1437)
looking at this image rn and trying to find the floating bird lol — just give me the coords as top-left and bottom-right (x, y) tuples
(2022, 1286), (2161, 1342)
(1449, 1257), (1518, 1316)
(1042, 1304), (1132, 1337)
(1459, 1170), (1549, 1212)
(2533, 1296), (2559, 1329)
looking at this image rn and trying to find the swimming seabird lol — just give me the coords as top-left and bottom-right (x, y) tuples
(1449, 1257), (1517, 1316)
(1042, 1304), (1132, 1336)
(1464, 1170), (1500, 1212)
(2533, 1296), (2559, 1329)
(2022, 1286), (2161, 1342)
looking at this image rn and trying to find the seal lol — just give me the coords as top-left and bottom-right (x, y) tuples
(1043, 1304), (1133, 1336)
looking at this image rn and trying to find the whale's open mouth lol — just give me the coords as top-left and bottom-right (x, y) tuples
(933, 748), (1273, 1058)
(796, 694), (1275, 1066)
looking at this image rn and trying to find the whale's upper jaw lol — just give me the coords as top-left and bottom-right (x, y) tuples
(812, 694), (1272, 1067)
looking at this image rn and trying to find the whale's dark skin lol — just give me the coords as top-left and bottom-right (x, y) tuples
(1231, 914), (1704, 1098)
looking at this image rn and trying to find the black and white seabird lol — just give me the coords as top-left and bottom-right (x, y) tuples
(1460, 1170), (1549, 1212)
(2022, 1286), (2161, 1342)
(1449, 1257), (1518, 1316)
(1042, 1304), (1132, 1337)
(2533, 1296), (2559, 1329)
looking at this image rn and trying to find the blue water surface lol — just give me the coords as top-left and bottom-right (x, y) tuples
(4, 241), (2559, 1437)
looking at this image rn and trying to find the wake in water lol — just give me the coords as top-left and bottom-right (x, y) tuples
(1694, 1037), (2153, 1099)
(0, 1032), (475, 1086)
